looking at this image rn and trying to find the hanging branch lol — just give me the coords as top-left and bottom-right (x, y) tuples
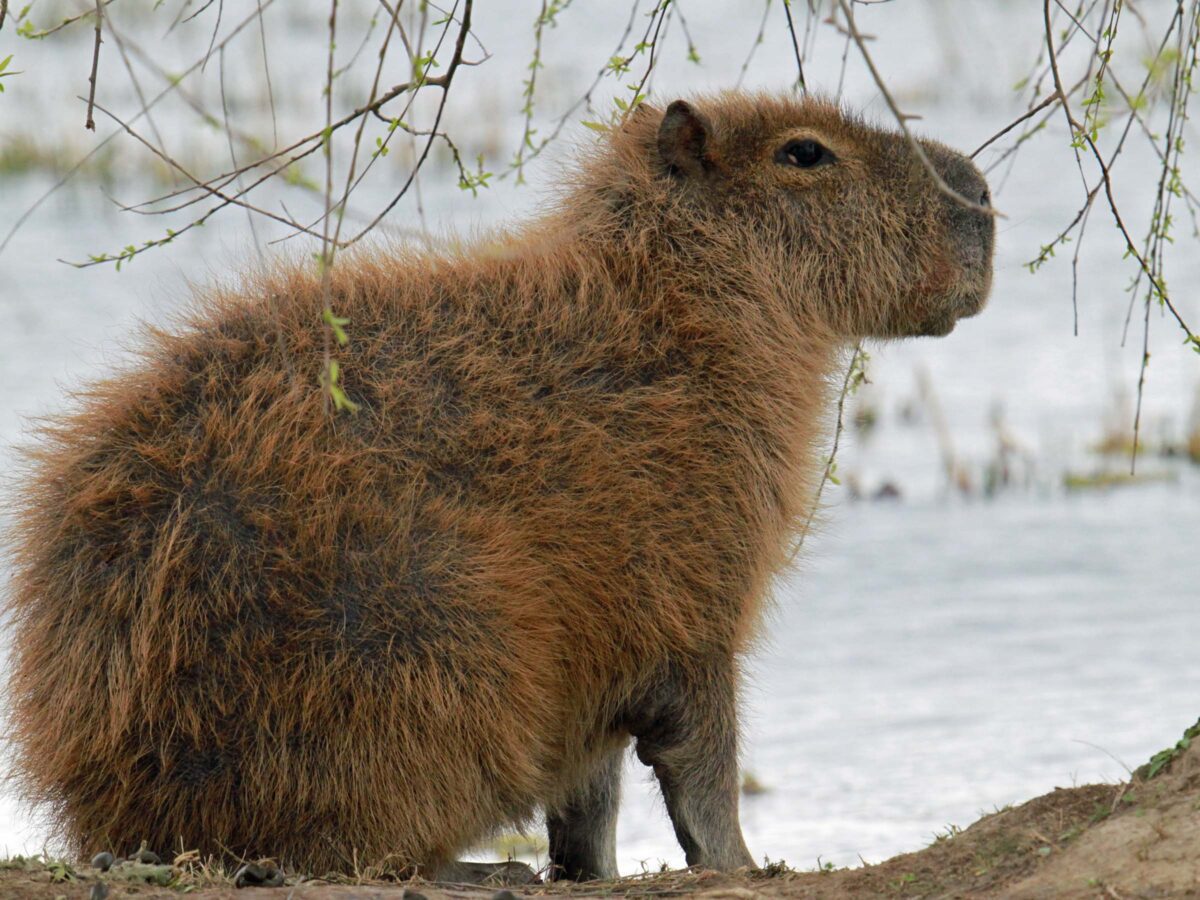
(834, 0), (994, 216)
(84, 0), (103, 130)
(781, 0), (808, 92)
(792, 345), (867, 558)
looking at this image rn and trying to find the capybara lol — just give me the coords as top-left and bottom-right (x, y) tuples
(4, 92), (994, 879)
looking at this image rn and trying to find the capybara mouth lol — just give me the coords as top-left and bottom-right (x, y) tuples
(955, 286), (989, 320)
(913, 280), (989, 337)
(956, 266), (993, 320)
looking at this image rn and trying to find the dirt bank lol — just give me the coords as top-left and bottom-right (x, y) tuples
(4, 723), (1198, 899)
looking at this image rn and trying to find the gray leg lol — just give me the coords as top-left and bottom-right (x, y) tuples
(628, 662), (755, 872)
(546, 747), (623, 881)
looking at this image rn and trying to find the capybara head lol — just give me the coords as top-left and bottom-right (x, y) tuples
(595, 92), (994, 340)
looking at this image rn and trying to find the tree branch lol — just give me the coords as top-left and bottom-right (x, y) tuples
(84, 0), (103, 131)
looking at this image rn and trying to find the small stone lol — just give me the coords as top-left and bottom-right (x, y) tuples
(402, 889), (429, 900)
(89, 884), (110, 900)
(134, 848), (161, 865)
(491, 891), (520, 900)
(234, 862), (285, 888)
(90, 852), (114, 872)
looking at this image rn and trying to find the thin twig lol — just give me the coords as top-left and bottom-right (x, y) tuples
(345, 0), (474, 244)
(628, 0), (671, 110)
(21, 0), (116, 38)
(835, 0), (994, 216)
(272, 0), (469, 245)
(127, 18), (475, 222)
(319, 0), (340, 415)
(200, 0), (224, 73)
(781, 0), (808, 92)
(735, 0), (772, 89)
(103, 14), (171, 174)
(82, 99), (329, 240)
(970, 91), (1063, 159)
(791, 345), (864, 559)
(330, 0), (406, 250)
(495, 0), (641, 180)
(513, 0), (559, 181)
(219, 45), (262, 257)
(256, 0), (278, 149)
(85, 0), (103, 130)
(1042, 0), (1192, 337)
(0, 0), (280, 261)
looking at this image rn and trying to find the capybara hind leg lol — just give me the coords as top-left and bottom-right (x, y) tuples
(434, 860), (539, 886)
(630, 663), (755, 872)
(546, 746), (623, 881)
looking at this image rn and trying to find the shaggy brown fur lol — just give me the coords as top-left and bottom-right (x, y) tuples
(3, 93), (993, 878)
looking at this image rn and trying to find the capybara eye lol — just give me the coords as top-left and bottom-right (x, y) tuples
(980, 187), (991, 207)
(777, 138), (833, 169)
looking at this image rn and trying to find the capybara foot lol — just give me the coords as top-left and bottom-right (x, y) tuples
(547, 748), (622, 881)
(434, 860), (540, 886)
(234, 862), (285, 887)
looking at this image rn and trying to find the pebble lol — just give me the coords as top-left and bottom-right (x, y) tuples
(134, 848), (161, 865)
(90, 852), (114, 872)
(89, 884), (110, 900)
(401, 889), (429, 900)
(491, 891), (520, 900)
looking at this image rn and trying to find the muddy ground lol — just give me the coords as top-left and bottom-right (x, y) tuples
(4, 723), (1198, 900)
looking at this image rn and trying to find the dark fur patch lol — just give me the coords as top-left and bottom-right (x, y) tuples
(185, 478), (259, 547)
(314, 524), (484, 670)
(173, 743), (235, 789)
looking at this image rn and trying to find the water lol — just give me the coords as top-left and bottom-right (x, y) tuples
(729, 486), (1200, 868)
(1, 0), (1198, 873)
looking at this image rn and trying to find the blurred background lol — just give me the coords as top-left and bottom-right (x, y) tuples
(1, 0), (1198, 874)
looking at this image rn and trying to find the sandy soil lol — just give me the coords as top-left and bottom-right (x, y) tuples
(4, 722), (1198, 899)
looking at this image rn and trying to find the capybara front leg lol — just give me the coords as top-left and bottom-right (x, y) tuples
(630, 664), (755, 872)
(546, 746), (623, 881)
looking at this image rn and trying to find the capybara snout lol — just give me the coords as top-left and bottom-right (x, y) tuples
(5, 91), (991, 878)
(924, 142), (995, 314)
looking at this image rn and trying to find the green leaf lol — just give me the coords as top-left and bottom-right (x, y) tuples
(321, 359), (360, 414)
(323, 308), (351, 346)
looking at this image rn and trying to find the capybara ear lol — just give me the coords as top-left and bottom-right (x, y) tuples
(657, 99), (711, 178)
